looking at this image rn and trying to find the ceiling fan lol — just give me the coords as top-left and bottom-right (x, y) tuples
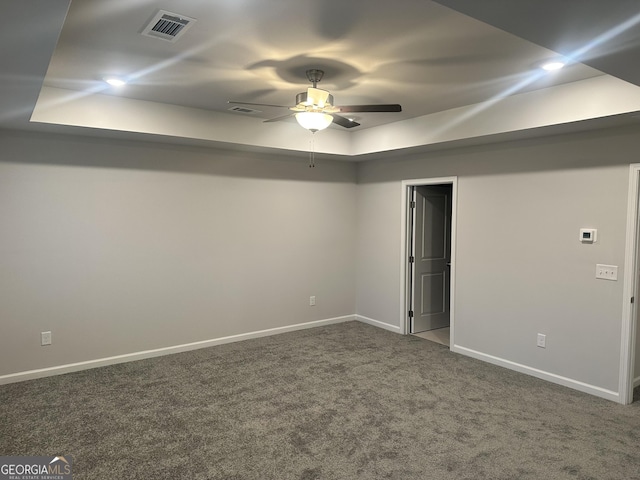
(229, 69), (402, 132)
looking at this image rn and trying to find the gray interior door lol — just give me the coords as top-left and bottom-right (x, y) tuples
(411, 185), (452, 333)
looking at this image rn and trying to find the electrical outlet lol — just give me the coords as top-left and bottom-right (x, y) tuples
(41, 331), (52, 346)
(537, 333), (546, 348)
(309, 296), (316, 306)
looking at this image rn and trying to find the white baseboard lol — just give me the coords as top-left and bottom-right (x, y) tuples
(0, 315), (355, 385)
(355, 315), (402, 333)
(634, 376), (640, 388)
(451, 344), (621, 403)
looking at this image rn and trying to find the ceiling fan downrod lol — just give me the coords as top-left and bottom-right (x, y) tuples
(306, 69), (325, 88)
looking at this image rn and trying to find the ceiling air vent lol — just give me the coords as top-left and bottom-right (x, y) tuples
(141, 10), (196, 42)
(229, 106), (261, 114)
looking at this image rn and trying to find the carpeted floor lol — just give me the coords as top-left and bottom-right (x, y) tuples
(1, 321), (639, 480)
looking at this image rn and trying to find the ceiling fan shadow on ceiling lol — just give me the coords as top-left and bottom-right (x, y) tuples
(228, 69), (402, 132)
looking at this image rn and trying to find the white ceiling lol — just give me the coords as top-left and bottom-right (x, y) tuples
(3, 0), (640, 158)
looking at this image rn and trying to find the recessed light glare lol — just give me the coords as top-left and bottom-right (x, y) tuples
(104, 77), (127, 87)
(541, 61), (566, 72)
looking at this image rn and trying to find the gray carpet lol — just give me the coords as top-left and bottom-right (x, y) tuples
(1, 321), (639, 480)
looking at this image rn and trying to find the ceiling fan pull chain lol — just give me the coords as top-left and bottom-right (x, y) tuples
(309, 135), (316, 168)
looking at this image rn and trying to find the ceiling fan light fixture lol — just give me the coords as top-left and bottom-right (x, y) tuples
(295, 112), (333, 132)
(230, 69), (401, 131)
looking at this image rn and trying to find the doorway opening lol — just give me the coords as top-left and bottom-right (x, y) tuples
(400, 177), (457, 348)
(621, 164), (640, 404)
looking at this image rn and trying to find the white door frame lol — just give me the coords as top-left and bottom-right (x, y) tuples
(400, 177), (458, 342)
(620, 164), (640, 404)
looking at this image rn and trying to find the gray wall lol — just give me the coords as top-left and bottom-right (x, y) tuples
(356, 126), (640, 393)
(2, 124), (639, 396)
(0, 130), (357, 376)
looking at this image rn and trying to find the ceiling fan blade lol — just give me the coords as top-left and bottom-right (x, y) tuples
(263, 113), (295, 123)
(228, 101), (290, 109)
(337, 104), (402, 113)
(331, 114), (361, 128)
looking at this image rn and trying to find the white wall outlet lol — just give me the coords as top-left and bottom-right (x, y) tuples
(309, 295), (316, 306)
(595, 264), (618, 281)
(41, 331), (52, 346)
(537, 333), (546, 348)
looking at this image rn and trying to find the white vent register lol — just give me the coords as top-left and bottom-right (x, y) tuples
(141, 10), (196, 42)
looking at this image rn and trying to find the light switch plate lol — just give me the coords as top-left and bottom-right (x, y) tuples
(596, 264), (618, 281)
